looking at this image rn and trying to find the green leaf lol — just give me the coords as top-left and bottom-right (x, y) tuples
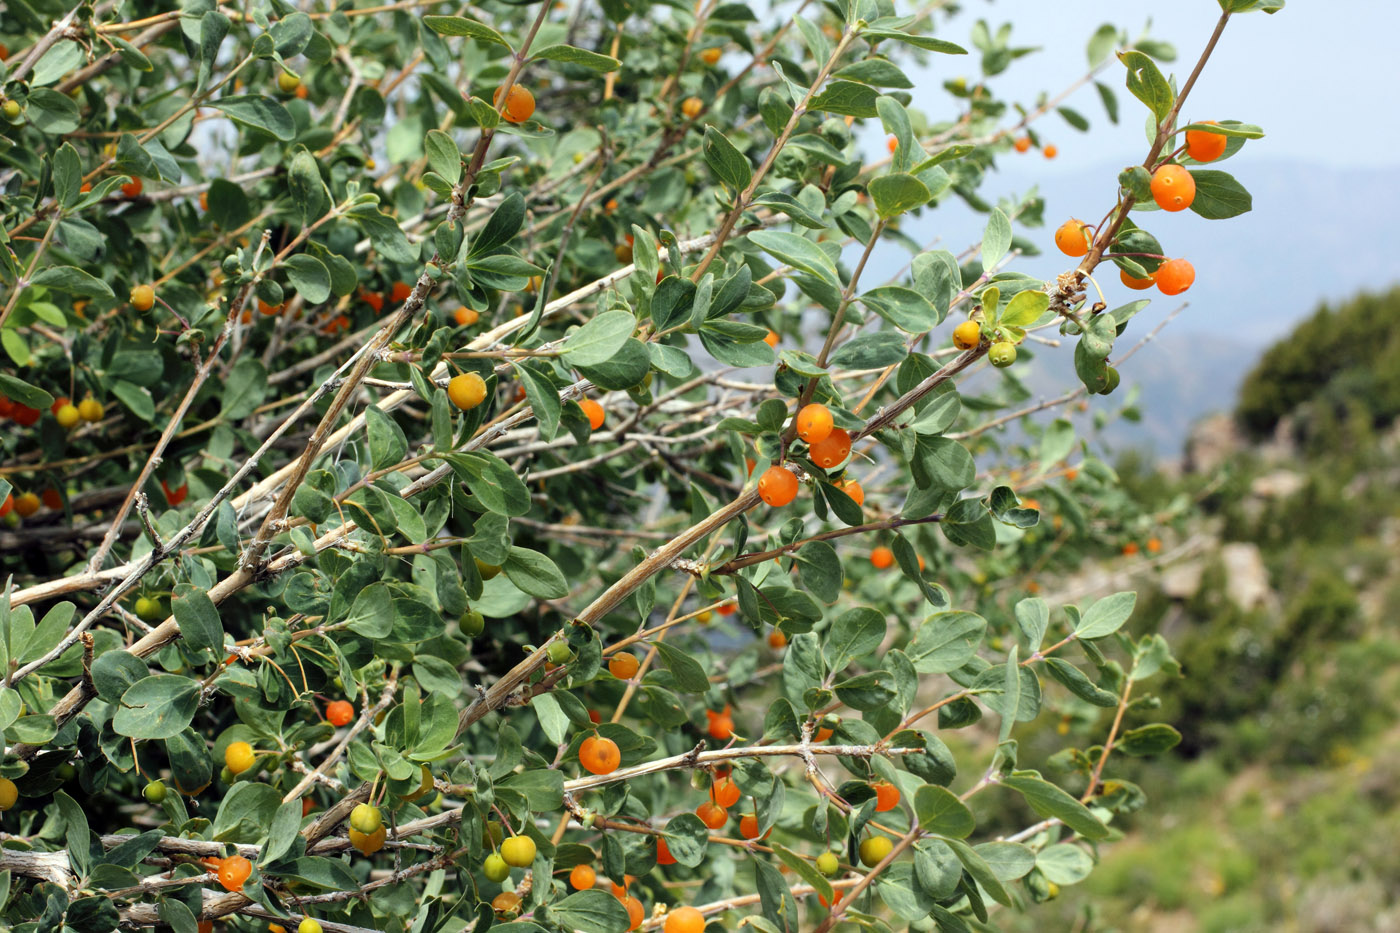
(365, 404), (408, 470)
(112, 675), (200, 739)
(560, 310), (636, 367)
(915, 784), (975, 837)
(422, 16), (511, 47)
(1000, 289), (1049, 327)
(822, 607), (884, 674)
(499, 769), (564, 811)
(834, 670), (896, 711)
(532, 44), (621, 72)
(834, 58), (913, 88)
(863, 30), (967, 55)
(975, 841), (1036, 881)
(982, 208), (1012, 268)
(551, 889), (631, 933)
(868, 173), (930, 219)
(172, 585), (222, 655)
(1036, 843), (1094, 884)
(808, 80), (879, 117)
(472, 192), (525, 256)
(1188, 169), (1253, 219)
(1001, 772), (1110, 840)
(52, 143), (82, 209)
(1117, 723), (1182, 756)
(503, 546), (569, 599)
(1118, 50), (1173, 124)
(941, 837), (1013, 907)
(702, 127), (752, 193)
(829, 331), (908, 369)
(1044, 658), (1119, 707)
(424, 130), (462, 184)
(0, 374), (54, 410)
(30, 266), (114, 298)
(750, 192), (826, 229)
(212, 781), (282, 843)
(211, 96), (296, 140)
(345, 583), (394, 638)
(906, 611), (985, 674)
(284, 253), (330, 303)
(860, 286), (938, 333)
(287, 148), (328, 222)
(1075, 590), (1137, 639)
(748, 230), (839, 287)
(26, 89), (80, 134)
(653, 642), (710, 693)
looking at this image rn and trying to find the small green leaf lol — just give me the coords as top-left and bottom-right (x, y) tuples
(532, 44), (621, 72)
(423, 15), (511, 47)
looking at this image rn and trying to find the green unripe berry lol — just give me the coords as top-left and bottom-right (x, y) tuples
(349, 803), (382, 835)
(475, 558), (501, 580)
(1098, 365), (1121, 395)
(2, 100), (20, 121)
(220, 766), (235, 783)
(546, 640), (572, 664)
(299, 919), (323, 933)
(277, 71), (301, 93)
(461, 610), (485, 637)
(483, 852), (510, 882)
(988, 341), (1017, 368)
(816, 852), (840, 876)
(859, 835), (893, 867)
(500, 834), (536, 868)
(143, 780), (167, 803)
(135, 596), (163, 621)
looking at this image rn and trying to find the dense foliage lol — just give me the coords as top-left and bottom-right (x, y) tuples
(0, 1), (1279, 931)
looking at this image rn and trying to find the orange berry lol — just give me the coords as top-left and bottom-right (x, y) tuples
(1054, 219), (1091, 258)
(952, 320), (981, 350)
(700, 47), (722, 66)
(695, 801), (728, 829)
(80, 182), (92, 193)
(326, 700), (354, 726)
(796, 403), (834, 445)
(608, 652), (639, 680)
(1013, 136), (1031, 153)
(296, 84), (309, 99)
(1064, 467), (1079, 481)
(218, 854), (252, 892)
(758, 465), (798, 507)
(624, 896), (644, 932)
(1146, 537), (1162, 554)
(665, 906), (705, 933)
(130, 284), (156, 311)
(0, 494), (11, 517)
(1120, 268), (1156, 290)
(917, 555), (926, 572)
(604, 198), (619, 213)
(717, 602), (737, 617)
(258, 298), (283, 316)
(818, 890), (844, 909)
(836, 479), (864, 506)
(580, 734), (621, 775)
(1150, 164), (1195, 212)
(198, 190), (208, 210)
(704, 705), (734, 740)
(361, 290), (385, 314)
(814, 726), (834, 742)
(1155, 258), (1195, 296)
(656, 836), (677, 865)
(390, 281), (413, 304)
(579, 398), (605, 431)
(768, 629), (787, 650)
(454, 307), (479, 326)
(303, 797), (316, 816)
(869, 546), (894, 570)
(763, 330), (779, 347)
(872, 780), (900, 812)
(1122, 542), (1140, 556)
(121, 177), (144, 198)
(710, 777), (741, 808)
(1043, 144), (1058, 159)
(160, 480), (188, 506)
(12, 405), (40, 427)
(448, 372), (488, 411)
(494, 84), (535, 124)
(738, 813), (767, 840)
(1186, 121), (1228, 163)
(886, 135), (898, 154)
(681, 97), (702, 119)
(40, 488), (61, 510)
(808, 428), (851, 470)
(492, 892), (522, 916)
(570, 863), (597, 890)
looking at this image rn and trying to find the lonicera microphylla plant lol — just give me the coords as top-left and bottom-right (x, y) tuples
(0, 0), (1277, 930)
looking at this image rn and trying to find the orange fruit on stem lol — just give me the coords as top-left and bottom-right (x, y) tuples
(656, 836), (677, 865)
(624, 896), (645, 931)
(665, 906), (705, 933)
(1120, 268), (1156, 290)
(218, 854), (253, 892)
(808, 428), (851, 470)
(836, 479), (864, 506)
(738, 814), (767, 840)
(1054, 220), (1091, 258)
(705, 705), (734, 740)
(763, 330), (779, 347)
(1043, 144), (1058, 159)
(768, 629), (787, 649)
(580, 734), (621, 775)
(390, 281), (413, 304)
(872, 780), (901, 812)
(570, 863), (597, 890)
(681, 97), (702, 119)
(700, 47), (722, 65)
(492, 892), (521, 916)
(1013, 136), (1031, 153)
(326, 700), (354, 726)
(448, 372), (488, 411)
(695, 801), (727, 829)
(758, 465), (798, 507)
(122, 177), (144, 198)
(710, 777), (741, 808)
(796, 403), (834, 444)
(494, 84), (535, 123)
(1155, 258), (1195, 296)
(454, 307), (479, 327)
(608, 652), (639, 680)
(579, 398), (605, 431)
(1186, 121), (1228, 162)
(953, 319), (981, 350)
(1150, 163), (1195, 212)
(869, 546), (894, 570)
(130, 284), (155, 311)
